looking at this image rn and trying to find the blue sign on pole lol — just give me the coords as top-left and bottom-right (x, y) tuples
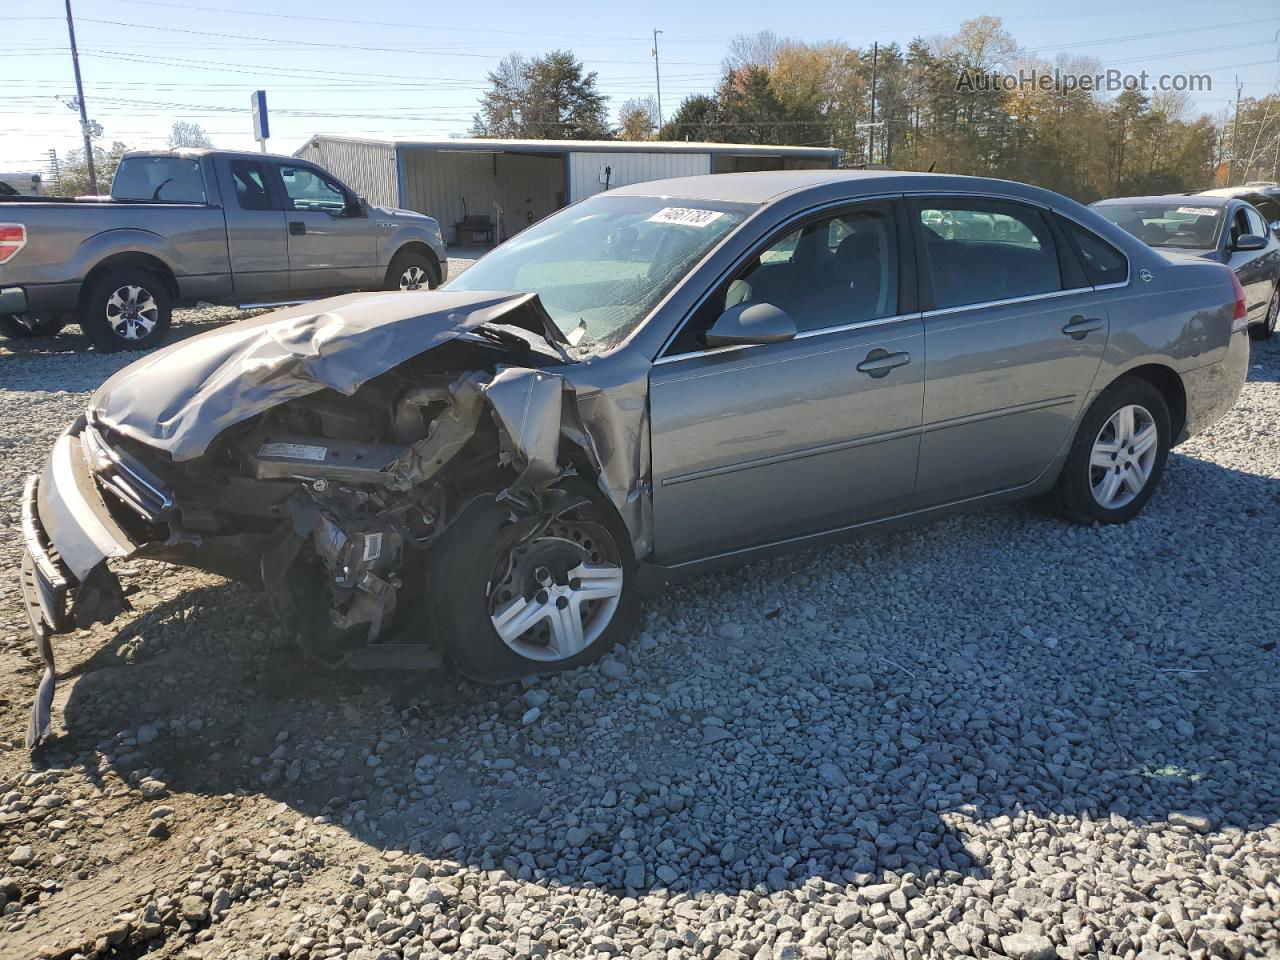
(251, 90), (269, 147)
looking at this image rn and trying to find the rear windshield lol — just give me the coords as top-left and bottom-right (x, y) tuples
(112, 157), (207, 203)
(1093, 202), (1222, 250)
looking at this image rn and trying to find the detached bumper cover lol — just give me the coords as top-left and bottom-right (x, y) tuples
(21, 421), (142, 748)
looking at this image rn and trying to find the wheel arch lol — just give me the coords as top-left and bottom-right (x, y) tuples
(1110, 363), (1188, 442)
(385, 242), (441, 287)
(80, 252), (179, 307)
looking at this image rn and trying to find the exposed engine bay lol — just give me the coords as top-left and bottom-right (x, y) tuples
(22, 291), (652, 745)
(133, 338), (607, 666)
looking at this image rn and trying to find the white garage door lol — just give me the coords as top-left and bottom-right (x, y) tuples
(568, 151), (712, 202)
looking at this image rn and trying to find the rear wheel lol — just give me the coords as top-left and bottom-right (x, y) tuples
(0, 315), (67, 340)
(1055, 377), (1171, 525)
(427, 483), (640, 683)
(79, 269), (173, 351)
(1249, 285), (1279, 341)
(384, 249), (440, 291)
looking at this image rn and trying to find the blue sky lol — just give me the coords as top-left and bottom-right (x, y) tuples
(3, 0), (1278, 172)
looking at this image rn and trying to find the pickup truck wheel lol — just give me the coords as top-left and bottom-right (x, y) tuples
(1, 315), (67, 339)
(384, 250), (440, 291)
(79, 269), (173, 351)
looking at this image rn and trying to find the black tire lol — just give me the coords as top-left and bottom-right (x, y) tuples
(427, 482), (640, 684)
(0, 315), (67, 339)
(1249, 285), (1278, 341)
(383, 249), (440, 291)
(1054, 377), (1171, 525)
(79, 269), (173, 351)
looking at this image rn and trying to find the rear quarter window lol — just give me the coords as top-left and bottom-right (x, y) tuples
(1061, 219), (1129, 286)
(112, 157), (206, 203)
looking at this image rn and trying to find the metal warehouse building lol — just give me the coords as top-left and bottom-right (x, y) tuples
(295, 136), (840, 243)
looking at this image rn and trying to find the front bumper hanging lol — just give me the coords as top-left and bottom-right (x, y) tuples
(19, 422), (140, 748)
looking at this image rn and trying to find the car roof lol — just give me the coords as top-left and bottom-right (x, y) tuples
(122, 148), (306, 164)
(605, 169), (1076, 206)
(1092, 194), (1231, 208)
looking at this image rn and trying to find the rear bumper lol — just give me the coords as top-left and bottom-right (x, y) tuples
(1183, 327), (1251, 439)
(4, 281), (80, 316)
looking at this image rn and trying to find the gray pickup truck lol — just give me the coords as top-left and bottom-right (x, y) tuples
(0, 148), (448, 350)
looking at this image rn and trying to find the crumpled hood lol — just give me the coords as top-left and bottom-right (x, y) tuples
(92, 289), (542, 461)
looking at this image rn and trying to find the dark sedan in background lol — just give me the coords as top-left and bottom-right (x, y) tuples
(1093, 194), (1280, 340)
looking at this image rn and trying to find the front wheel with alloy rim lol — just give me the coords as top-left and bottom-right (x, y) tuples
(1249, 285), (1279, 341)
(79, 269), (173, 351)
(1055, 377), (1171, 525)
(427, 483), (640, 684)
(383, 250), (440, 292)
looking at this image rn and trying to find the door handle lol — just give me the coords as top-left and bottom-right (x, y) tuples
(856, 349), (911, 378)
(288, 221), (306, 235)
(1062, 316), (1103, 340)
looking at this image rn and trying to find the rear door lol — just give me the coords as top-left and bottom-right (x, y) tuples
(910, 196), (1110, 505)
(271, 161), (379, 295)
(649, 200), (925, 563)
(216, 157), (289, 300)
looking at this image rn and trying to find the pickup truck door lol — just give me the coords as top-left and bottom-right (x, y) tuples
(216, 157), (289, 300)
(272, 162), (380, 295)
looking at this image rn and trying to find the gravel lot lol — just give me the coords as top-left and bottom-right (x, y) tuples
(0, 278), (1277, 960)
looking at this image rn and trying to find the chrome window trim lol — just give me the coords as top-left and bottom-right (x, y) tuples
(653, 311), (921, 366)
(652, 192), (904, 361)
(921, 287), (1095, 319)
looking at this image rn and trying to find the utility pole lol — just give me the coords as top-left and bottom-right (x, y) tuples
(652, 29), (664, 133)
(870, 41), (880, 167)
(64, 0), (97, 194)
(1227, 77), (1243, 187)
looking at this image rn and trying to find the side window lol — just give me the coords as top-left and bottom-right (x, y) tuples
(1244, 206), (1268, 238)
(277, 164), (348, 214)
(667, 203), (898, 353)
(916, 199), (1061, 309)
(1062, 219), (1129, 286)
(230, 160), (273, 211)
(1230, 208), (1250, 246)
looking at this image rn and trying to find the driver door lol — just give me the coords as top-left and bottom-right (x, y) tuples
(648, 201), (925, 564)
(271, 161), (379, 295)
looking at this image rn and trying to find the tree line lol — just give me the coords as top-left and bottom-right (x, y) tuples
(471, 18), (1280, 203)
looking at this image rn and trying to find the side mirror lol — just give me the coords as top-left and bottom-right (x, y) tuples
(705, 302), (798, 347)
(1233, 233), (1266, 252)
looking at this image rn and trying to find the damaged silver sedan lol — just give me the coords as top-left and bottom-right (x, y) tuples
(20, 171), (1250, 746)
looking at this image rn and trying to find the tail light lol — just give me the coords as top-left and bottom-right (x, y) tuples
(1229, 269), (1249, 333)
(0, 224), (25, 264)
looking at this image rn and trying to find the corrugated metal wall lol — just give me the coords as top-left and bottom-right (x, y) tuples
(400, 150), (564, 241)
(300, 138), (399, 208)
(568, 151), (711, 201)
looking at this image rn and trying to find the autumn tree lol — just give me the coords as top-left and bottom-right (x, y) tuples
(617, 97), (659, 141)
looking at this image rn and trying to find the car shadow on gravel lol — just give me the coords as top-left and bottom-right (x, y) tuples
(34, 455), (1280, 899)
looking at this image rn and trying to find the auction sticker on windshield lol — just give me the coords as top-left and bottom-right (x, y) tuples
(646, 207), (726, 227)
(1175, 207), (1218, 217)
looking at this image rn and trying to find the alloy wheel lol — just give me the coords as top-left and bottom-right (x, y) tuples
(1089, 403), (1158, 509)
(105, 284), (158, 340)
(399, 265), (427, 290)
(488, 518), (624, 662)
